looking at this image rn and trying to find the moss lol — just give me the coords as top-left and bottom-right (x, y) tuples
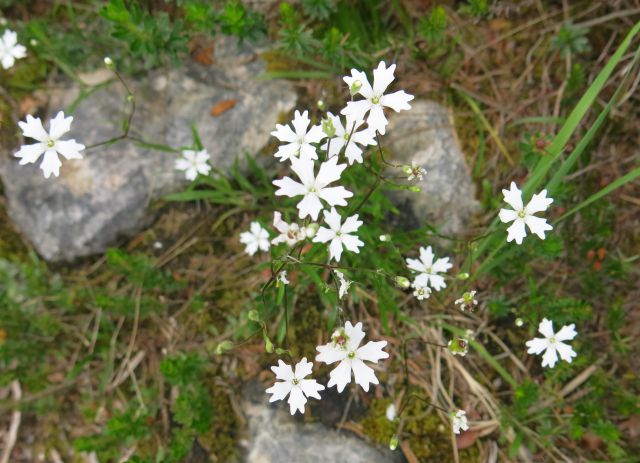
(199, 383), (240, 462)
(360, 398), (480, 462)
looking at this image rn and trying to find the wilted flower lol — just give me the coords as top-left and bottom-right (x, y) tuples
(447, 338), (469, 357)
(454, 290), (478, 312)
(277, 271), (290, 286)
(413, 285), (431, 301)
(335, 270), (351, 299)
(403, 161), (427, 181)
(271, 211), (310, 246)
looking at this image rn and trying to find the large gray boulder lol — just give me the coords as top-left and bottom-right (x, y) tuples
(385, 100), (478, 236)
(0, 37), (297, 262)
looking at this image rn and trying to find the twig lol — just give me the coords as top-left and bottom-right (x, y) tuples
(0, 380), (22, 463)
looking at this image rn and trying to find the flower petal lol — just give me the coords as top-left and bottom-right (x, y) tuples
(271, 123), (298, 143)
(328, 237), (344, 261)
(498, 208), (518, 224)
(266, 380), (292, 403)
(296, 193), (324, 220)
(323, 207), (343, 231)
(14, 143), (45, 164)
(313, 226), (335, 244)
(318, 186), (352, 207)
(340, 234), (364, 253)
(294, 357), (313, 379)
(274, 142), (301, 162)
(273, 176), (306, 198)
(288, 385), (307, 415)
(418, 246), (435, 267)
(372, 61), (396, 95)
(271, 359), (294, 381)
(381, 90), (413, 112)
(316, 344), (348, 364)
(555, 324), (577, 342)
(351, 358), (378, 392)
(555, 341), (577, 363)
(541, 345), (558, 368)
(538, 318), (555, 339)
(367, 105), (388, 135)
(345, 321), (366, 351)
(48, 111), (73, 140)
(357, 340), (388, 363)
(525, 337), (548, 355)
(316, 157), (346, 188)
(506, 219), (527, 244)
(40, 150), (62, 178)
(55, 139), (85, 160)
(341, 214), (362, 234)
(524, 216), (553, 240)
(502, 182), (523, 211)
(341, 100), (371, 124)
(525, 189), (553, 214)
(327, 360), (352, 392)
(299, 379), (324, 400)
(19, 115), (49, 142)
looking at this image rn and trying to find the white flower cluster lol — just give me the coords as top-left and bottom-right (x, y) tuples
(266, 321), (388, 415)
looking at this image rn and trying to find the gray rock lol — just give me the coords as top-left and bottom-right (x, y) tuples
(385, 100), (478, 236)
(0, 37), (297, 262)
(241, 382), (402, 463)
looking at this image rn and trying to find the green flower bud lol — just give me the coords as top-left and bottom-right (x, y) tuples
(305, 222), (319, 239)
(379, 234), (391, 242)
(402, 165), (413, 175)
(389, 434), (399, 451)
(457, 272), (470, 280)
(265, 336), (274, 353)
(350, 79), (363, 95)
(214, 340), (233, 355)
(409, 186), (421, 193)
(317, 99), (326, 110)
(104, 56), (114, 70)
(322, 117), (336, 138)
(247, 310), (261, 322)
(515, 318), (524, 327)
(395, 276), (411, 289)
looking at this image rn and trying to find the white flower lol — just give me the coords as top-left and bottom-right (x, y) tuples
(320, 113), (376, 165)
(451, 410), (469, 434)
(14, 111), (85, 178)
(341, 61), (414, 135)
(0, 29), (26, 70)
(277, 271), (289, 286)
(498, 182), (553, 245)
(271, 211), (311, 246)
(406, 246), (452, 291)
(386, 403), (397, 421)
(313, 207), (364, 262)
(413, 285), (431, 300)
(403, 161), (427, 181)
(271, 110), (325, 162)
(239, 221), (270, 256)
(454, 290), (478, 312)
(175, 149), (211, 181)
(273, 156), (353, 220)
(526, 318), (577, 368)
(265, 358), (325, 415)
(335, 270), (351, 299)
(316, 321), (388, 392)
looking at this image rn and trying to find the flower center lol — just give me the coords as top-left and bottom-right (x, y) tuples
(548, 336), (556, 345)
(517, 210), (526, 219)
(343, 133), (350, 141)
(371, 96), (380, 104)
(46, 139), (55, 148)
(308, 186), (316, 193)
(347, 351), (356, 359)
(292, 378), (299, 385)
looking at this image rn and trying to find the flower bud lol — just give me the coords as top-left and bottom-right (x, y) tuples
(104, 56), (114, 70)
(265, 336), (274, 353)
(322, 117), (336, 138)
(350, 79), (363, 95)
(379, 234), (391, 242)
(30, 38), (38, 46)
(317, 99), (326, 110)
(515, 317), (524, 327)
(247, 310), (261, 322)
(305, 223), (319, 238)
(457, 272), (470, 280)
(394, 276), (411, 289)
(389, 435), (399, 451)
(409, 186), (421, 193)
(402, 165), (413, 175)
(214, 340), (233, 355)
